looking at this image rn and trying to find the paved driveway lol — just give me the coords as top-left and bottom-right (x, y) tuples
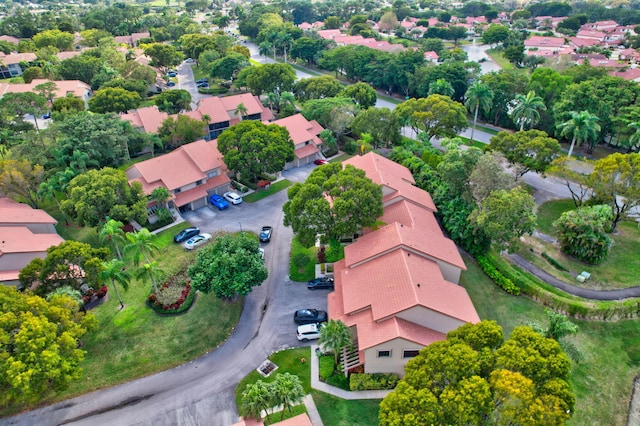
(6, 166), (328, 426)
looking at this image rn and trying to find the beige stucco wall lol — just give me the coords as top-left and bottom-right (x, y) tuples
(437, 260), (462, 284)
(0, 251), (46, 273)
(395, 306), (466, 334)
(363, 338), (425, 377)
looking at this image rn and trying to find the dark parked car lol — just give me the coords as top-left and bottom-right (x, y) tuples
(209, 194), (229, 210)
(196, 78), (209, 84)
(42, 111), (51, 119)
(259, 226), (273, 242)
(166, 81), (176, 87)
(173, 227), (200, 243)
(167, 71), (177, 77)
(293, 309), (327, 325)
(197, 83), (209, 89)
(307, 277), (334, 290)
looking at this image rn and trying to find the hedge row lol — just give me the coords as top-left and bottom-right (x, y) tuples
(542, 252), (568, 272)
(319, 356), (334, 381)
(349, 373), (399, 391)
(476, 255), (520, 295)
(483, 252), (640, 321)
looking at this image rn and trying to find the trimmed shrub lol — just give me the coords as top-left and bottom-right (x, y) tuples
(542, 252), (568, 271)
(319, 355), (334, 381)
(476, 255), (520, 295)
(553, 205), (612, 265)
(326, 373), (350, 390)
(293, 253), (310, 269)
(349, 373), (399, 391)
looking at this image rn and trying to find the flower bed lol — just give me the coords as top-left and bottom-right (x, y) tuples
(148, 270), (196, 315)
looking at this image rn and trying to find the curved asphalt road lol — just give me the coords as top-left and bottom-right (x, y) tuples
(4, 165), (325, 426)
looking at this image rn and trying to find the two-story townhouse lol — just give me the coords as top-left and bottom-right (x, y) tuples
(268, 113), (325, 169)
(0, 52), (37, 79)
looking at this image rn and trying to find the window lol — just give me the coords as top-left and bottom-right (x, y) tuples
(377, 350), (391, 358)
(174, 188), (181, 194)
(403, 350), (419, 359)
(207, 170), (218, 178)
(196, 179), (204, 186)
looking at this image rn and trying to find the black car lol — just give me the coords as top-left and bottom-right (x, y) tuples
(307, 277), (334, 290)
(294, 309), (328, 325)
(196, 78), (209, 84)
(259, 226), (273, 242)
(173, 227), (200, 243)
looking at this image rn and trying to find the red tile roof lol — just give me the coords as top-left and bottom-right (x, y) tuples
(524, 36), (566, 48)
(121, 106), (169, 134)
(0, 79), (90, 99)
(0, 226), (64, 255)
(0, 197), (57, 225)
(378, 199), (441, 235)
(270, 113), (324, 147)
(294, 143), (319, 159)
(0, 52), (37, 64)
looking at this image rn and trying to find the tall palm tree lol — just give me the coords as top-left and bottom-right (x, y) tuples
(510, 90), (546, 131)
(464, 82), (494, 143)
(125, 228), (160, 268)
(100, 259), (130, 309)
(258, 41), (272, 60)
(99, 218), (126, 261)
(234, 102), (248, 119)
(135, 261), (164, 294)
(150, 187), (171, 211)
(558, 110), (601, 157)
(627, 122), (640, 152)
(528, 309), (582, 362)
(319, 319), (353, 366)
(272, 373), (304, 421)
(428, 78), (455, 98)
(241, 380), (274, 421)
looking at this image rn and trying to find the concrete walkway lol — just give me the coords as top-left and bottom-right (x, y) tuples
(309, 345), (392, 400)
(508, 253), (640, 301)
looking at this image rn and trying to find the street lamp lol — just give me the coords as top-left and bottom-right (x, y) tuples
(238, 222), (243, 233)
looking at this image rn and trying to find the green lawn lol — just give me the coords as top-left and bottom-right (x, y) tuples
(536, 199), (575, 235)
(243, 180), (292, 203)
(461, 253), (640, 426)
(290, 236), (317, 282)
(311, 391), (381, 425)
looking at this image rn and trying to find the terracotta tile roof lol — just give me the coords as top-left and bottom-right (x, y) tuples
(0, 35), (20, 45)
(0, 52), (37, 64)
(173, 174), (230, 207)
(121, 106), (169, 134)
(570, 37), (601, 48)
(610, 68), (640, 81)
(383, 182), (437, 212)
(294, 143), (319, 159)
(127, 139), (227, 194)
(195, 97), (229, 122)
(0, 226), (64, 255)
(56, 51), (82, 61)
(0, 198), (58, 226)
(524, 36), (566, 48)
(270, 114), (324, 146)
(339, 248), (476, 323)
(272, 414), (313, 426)
(345, 221), (465, 270)
(378, 199), (441, 234)
(0, 79), (91, 99)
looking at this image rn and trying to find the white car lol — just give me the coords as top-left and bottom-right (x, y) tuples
(258, 248), (265, 260)
(183, 233), (212, 250)
(223, 191), (243, 205)
(296, 323), (323, 342)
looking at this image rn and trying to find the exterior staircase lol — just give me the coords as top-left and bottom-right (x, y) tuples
(340, 342), (361, 376)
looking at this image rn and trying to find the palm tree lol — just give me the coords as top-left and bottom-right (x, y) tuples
(558, 110), (601, 157)
(150, 187), (171, 211)
(428, 78), (455, 98)
(319, 319), (353, 366)
(258, 41), (272, 60)
(510, 90), (547, 131)
(265, 92), (279, 113)
(627, 121), (640, 152)
(100, 259), (130, 309)
(528, 309), (582, 362)
(272, 373), (304, 421)
(135, 261), (164, 294)
(241, 380), (274, 421)
(124, 229), (161, 290)
(99, 218), (126, 261)
(464, 82), (494, 143)
(234, 102), (248, 119)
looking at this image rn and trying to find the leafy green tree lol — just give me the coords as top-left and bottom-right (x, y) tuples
(557, 110), (601, 157)
(436, 143), (483, 195)
(188, 232), (268, 299)
(379, 321), (574, 426)
(52, 95), (85, 116)
(301, 97), (358, 140)
(143, 43), (182, 73)
(99, 218), (126, 261)
(210, 52), (250, 80)
(61, 167), (148, 227)
(290, 37), (326, 65)
(488, 130), (561, 177)
(217, 121), (294, 183)
(481, 24), (510, 45)
(244, 63), (296, 96)
(283, 163), (383, 247)
(428, 78), (455, 98)
(0, 286), (97, 405)
(293, 76), (343, 103)
(470, 186), (537, 251)
(480, 69), (529, 127)
(271, 373), (305, 421)
(510, 90), (546, 131)
(241, 380), (274, 421)
(57, 54), (103, 85)
(125, 228), (161, 292)
(0, 159), (45, 208)
(33, 29), (74, 51)
(158, 114), (207, 150)
(340, 82), (377, 109)
(528, 309), (582, 362)
(590, 153), (640, 231)
(45, 286), (83, 309)
(0, 92), (48, 142)
(554, 205), (612, 264)
(22, 66), (44, 83)
(154, 89), (192, 115)
(89, 87), (141, 114)
(119, 61), (157, 85)
(319, 319), (353, 366)
(351, 107), (402, 149)
(395, 95), (468, 140)
(101, 78), (149, 100)
(465, 82), (494, 143)
(468, 152), (515, 203)
(100, 259), (130, 309)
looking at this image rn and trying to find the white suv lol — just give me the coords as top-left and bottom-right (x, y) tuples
(296, 323), (322, 341)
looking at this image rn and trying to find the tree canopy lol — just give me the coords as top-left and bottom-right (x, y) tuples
(379, 321), (574, 426)
(89, 87), (142, 114)
(283, 163), (383, 247)
(61, 167), (148, 227)
(244, 63), (296, 96)
(0, 286), (97, 405)
(489, 130), (561, 177)
(188, 232), (268, 299)
(395, 95), (467, 140)
(217, 120), (294, 182)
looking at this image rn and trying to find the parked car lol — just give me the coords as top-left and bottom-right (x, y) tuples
(184, 233), (212, 250)
(167, 71), (177, 77)
(258, 248), (265, 260)
(174, 227), (199, 243)
(185, 58), (195, 63)
(197, 83), (209, 89)
(259, 226), (273, 242)
(293, 309), (327, 325)
(223, 191), (243, 205)
(307, 277), (334, 290)
(314, 159), (328, 165)
(42, 111), (51, 120)
(296, 323), (323, 341)
(196, 78), (209, 84)
(167, 81), (176, 87)
(209, 194), (229, 210)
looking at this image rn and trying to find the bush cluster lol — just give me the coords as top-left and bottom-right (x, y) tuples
(476, 255), (521, 295)
(319, 355), (334, 380)
(148, 271), (195, 314)
(542, 252), (568, 271)
(349, 373), (399, 391)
